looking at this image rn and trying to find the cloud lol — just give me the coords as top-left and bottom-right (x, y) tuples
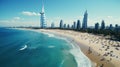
(78, 16), (83, 19)
(0, 20), (9, 23)
(11, 17), (22, 22)
(22, 11), (40, 16)
(107, 16), (113, 19)
(13, 17), (21, 20)
(0, 17), (21, 23)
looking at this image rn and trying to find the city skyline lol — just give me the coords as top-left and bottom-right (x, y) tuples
(0, 0), (120, 27)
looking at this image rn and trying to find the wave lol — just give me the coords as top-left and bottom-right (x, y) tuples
(48, 46), (55, 48)
(19, 45), (27, 51)
(42, 32), (55, 37)
(60, 37), (91, 67)
(69, 42), (91, 67)
(48, 34), (54, 37)
(42, 32), (68, 40)
(59, 59), (65, 67)
(36, 31), (92, 67)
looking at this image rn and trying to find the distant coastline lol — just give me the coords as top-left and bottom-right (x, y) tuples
(5, 26), (120, 42)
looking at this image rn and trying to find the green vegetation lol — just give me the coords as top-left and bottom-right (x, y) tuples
(47, 27), (120, 41)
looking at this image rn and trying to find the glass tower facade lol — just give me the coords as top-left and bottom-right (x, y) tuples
(82, 10), (88, 29)
(40, 5), (46, 28)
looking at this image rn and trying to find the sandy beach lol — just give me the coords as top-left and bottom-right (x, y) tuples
(38, 29), (120, 67)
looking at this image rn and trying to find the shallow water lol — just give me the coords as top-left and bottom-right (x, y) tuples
(0, 28), (91, 67)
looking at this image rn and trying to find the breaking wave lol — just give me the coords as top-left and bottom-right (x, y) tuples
(19, 45), (27, 50)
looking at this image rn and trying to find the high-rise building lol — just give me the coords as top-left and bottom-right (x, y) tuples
(115, 24), (118, 28)
(51, 22), (54, 28)
(73, 21), (76, 29)
(63, 24), (66, 28)
(82, 10), (88, 29)
(95, 22), (99, 30)
(71, 25), (74, 29)
(101, 20), (105, 30)
(109, 24), (113, 30)
(77, 20), (81, 30)
(115, 24), (119, 32)
(40, 3), (46, 28)
(60, 20), (63, 28)
(67, 24), (70, 29)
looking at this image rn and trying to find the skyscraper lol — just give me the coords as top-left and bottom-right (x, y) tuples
(40, 3), (46, 28)
(115, 24), (119, 31)
(115, 24), (118, 28)
(101, 20), (105, 30)
(51, 22), (54, 28)
(60, 20), (63, 28)
(73, 21), (76, 29)
(63, 24), (66, 28)
(109, 24), (113, 30)
(67, 24), (70, 29)
(95, 22), (99, 30)
(82, 10), (88, 29)
(77, 20), (81, 30)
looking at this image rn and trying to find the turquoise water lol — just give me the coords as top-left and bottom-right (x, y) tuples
(0, 28), (91, 67)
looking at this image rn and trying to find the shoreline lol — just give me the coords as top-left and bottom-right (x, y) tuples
(14, 28), (92, 67)
(39, 29), (120, 67)
(12, 28), (120, 67)
(52, 32), (92, 67)
(40, 29), (97, 67)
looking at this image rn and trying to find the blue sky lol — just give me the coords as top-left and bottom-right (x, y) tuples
(0, 0), (120, 27)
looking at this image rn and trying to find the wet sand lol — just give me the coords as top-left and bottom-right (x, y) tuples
(39, 29), (120, 67)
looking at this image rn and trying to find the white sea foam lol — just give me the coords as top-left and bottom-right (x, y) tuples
(42, 32), (55, 37)
(19, 45), (27, 50)
(59, 59), (65, 67)
(42, 32), (66, 40)
(48, 46), (55, 48)
(59, 37), (92, 67)
(41, 32), (68, 41)
(48, 34), (54, 37)
(34, 30), (92, 67)
(69, 43), (91, 67)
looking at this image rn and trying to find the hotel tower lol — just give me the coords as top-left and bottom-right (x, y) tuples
(40, 3), (46, 28)
(82, 10), (88, 29)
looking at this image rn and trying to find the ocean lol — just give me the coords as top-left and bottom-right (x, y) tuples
(0, 28), (91, 67)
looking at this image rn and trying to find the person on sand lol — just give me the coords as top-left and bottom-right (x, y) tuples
(100, 58), (105, 61)
(88, 47), (92, 54)
(100, 64), (104, 67)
